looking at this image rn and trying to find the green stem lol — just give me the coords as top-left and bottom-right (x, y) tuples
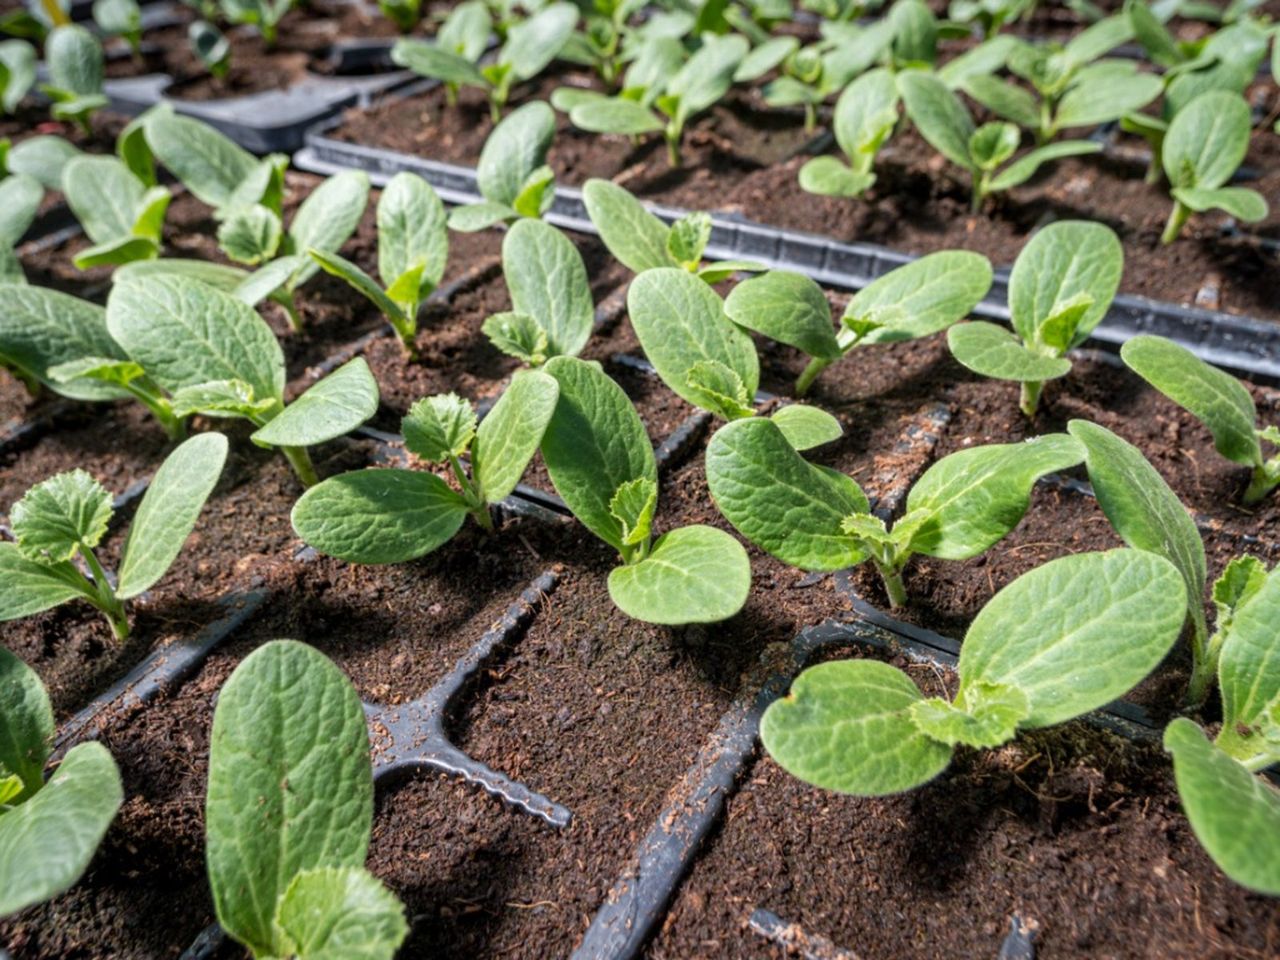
(1161, 199), (1191, 245)
(126, 383), (186, 441)
(1242, 754), (1278, 774)
(81, 546), (129, 641)
(971, 172), (986, 213)
(281, 446), (319, 488)
(1185, 608), (1214, 706)
(873, 559), (908, 609)
(1019, 380), (1043, 418)
(1242, 464), (1277, 505)
(795, 355), (832, 397)
(804, 101), (816, 134)
(665, 129), (681, 168)
(280, 293), (303, 333)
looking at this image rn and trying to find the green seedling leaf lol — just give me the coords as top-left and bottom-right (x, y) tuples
(512, 164), (555, 219)
(831, 67), (899, 169)
(964, 74), (1040, 130)
(502, 219), (593, 359)
(1173, 185), (1268, 221)
(541, 356), (656, 553)
(291, 469), (470, 564)
(986, 139), (1102, 192)
(483, 312), (548, 366)
(969, 121), (1020, 171)
(608, 524), (750, 624)
(761, 659), (954, 795)
(685, 359), (754, 420)
(610, 476), (657, 547)
(285, 170), (370, 291)
(910, 682), (1030, 748)
(472, 369), (559, 504)
(1165, 717), (1280, 895)
(959, 548), (1185, 727)
(947, 321), (1074, 381)
(0, 544), (88, 621)
(769, 404), (843, 451)
(0, 173), (41, 248)
(1216, 564), (1280, 763)
(502, 2), (577, 80)
(446, 201), (520, 233)
(797, 156), (877, 197)
(11, 468), (112, 563)
(391, 41), (487, 86)
(582, 178), (674, 274)
(897, 69), (974, 170)
(116, 433), (228, 599)
(207, 640), (375, 957)
(1010, 220), (1122, 349)
(477, 101), (556, 210)
(309, 248), (409, 332)
(1163, 89), (1252, 191)
(402, 391), (476, 463)
(377, 171), (446, 296)
(724, 271), (842, 361)
(667, 212), (712, 269)
(569, 96), (665, 134)
(627, 268), (759, 417)
(170, 379), (276, 419)
(843, 250), (994, 345)
(114, 257), (248, 292)
(0, 40), (36, 114)
(274, 866), (408, 960)
(0, 741), (122, 918)
(251, 357), (378, 448)
(143, 109), (259, 212)
(45, 24), (102, 97)
(706, 417), (869, 570)
(7, 135), (81, 192)
(0, 645), (54, 802)
(218, 204), (282, 265)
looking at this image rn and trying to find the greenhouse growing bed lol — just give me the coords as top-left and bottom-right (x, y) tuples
(1, 0), (1279, 958)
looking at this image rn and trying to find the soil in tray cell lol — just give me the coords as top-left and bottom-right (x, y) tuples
(650, 648), (1280, 960)
(0, 510), (564, 960)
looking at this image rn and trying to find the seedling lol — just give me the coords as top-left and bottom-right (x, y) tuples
(92, 275), (379, 485)
(188, 20), (231, 80)
(797, 68), (899, 198)
(1158, 90), (1267, 244)
(207, 640), (408, 960)
(0, 434), (228, 640)
(62, 155), (171, 268)
(0, 645), (122, 918)
(582, 179), (762, 283)
(1121, 335), (1280, 503)
(761, 548), (1185, 795)
(218, 0), (293, 46)
(725, 251), (993, 397)
(309, 172), (448, 356)
(949, 0), (1035, 37)
(707, 417), (1082, 606)
(92, 0), (141, 56)
(482, 219), (593, 366)
(560, 33), (748, 166)
(962, 20), (1160, 144)
(801, 0), (884, 21)
(558, 0), (646, 87)
(392, 2), (578, 120)
(947, 220), (1122, 417)
(40, 24), (108, 133)
(379, 0), (421, 32)
(540, 355), (751, 624)
(0, 39), (37, 114)
(388, 0), (488, 104)
(898, 70), (1102, 210)
(447, 101), (557, 232)
(1164, 559), (1280, 895)
(293, 372), (558, 561)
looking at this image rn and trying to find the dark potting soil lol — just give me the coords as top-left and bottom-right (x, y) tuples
(650, 650), (1280, 960)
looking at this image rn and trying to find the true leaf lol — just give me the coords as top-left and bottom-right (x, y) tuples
(274, 866), (408, 960)
(402, 391), (476, 463)
(609, 477), (657, 547)
(218, 204), (282, 265)
(909, 682), (1029, 748)
(11, 469), (113, 563)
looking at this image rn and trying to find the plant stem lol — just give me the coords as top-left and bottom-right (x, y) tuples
(280, 293), (303, 333)
(1161, 199), (1191, 245)
(1242, 464), (1276, 504)
(795, 356), (832, 397)
(1019, 380), (1043, 418)
(665, 130), (681, 168)
(1185, 609), (1214, 706)
(804, 101), (816, 134)
(873, 559), (908, 608)
(281, 446), (319, 488)
(81, 546), (129, 641)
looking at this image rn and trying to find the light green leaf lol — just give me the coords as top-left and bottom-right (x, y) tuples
(46, 25), (102, 97)
(502, 1), (577, 80)
(570, 96), (664, 134)
(706, 417), (868, 571)
(1165, 717), (1280, 895)
(761, 659), (954, 795)
(0, 173), (41, 248)
(798, 156), (877, 198)
(1009, 220), (1121, 348)
(390, 40), (487, 86)
(72, 236), (160, 271)
(11, 469), (113, 563)
(114, 258), (249, 292)
(0, 644), (54, 802)
(947, 321), (1073, 381)
(482, 312), (548, 366)
(502, 219), (593, 359)
(960, 549), (1185, 727)
(309, 248), (407, 329)
(844, 250), (993, 345)
(511, 164), (555, 220)
(1121, 335), (1261, 468)
(541, 356), (657, 553)
(0, 544), (88, 621)
(685, 359), (754, 421)
(608, 524), (750, 624)
(170, 379), (276, 419)
(286, 171), (369, 291)
(1056, 68), (1161, 129)
(377, 172), (446, 294)
(582, 179), (674, 274)
(987, 140), (1102, 193)
(445, 201), (519, 233)
(252, 358), (378, 448)
(769, 404), (843, 451)
(627, 268), (759, 416)
(724, 271), (842, 361)
(116, 433), (227, 599)
(1216, 565), (1280, 762)
(609, 476), (657, 547)
(274, 866), (407, 960)
(63, 155), (144, 247)
(964, 74), (1040, 129)
(909, 682), (1030, 748)
(0, 40), (36, 114)
(1172, 185), (1268, 222)
(472, 369), (559, 504)
(477, 102), (555, 209)
(667, 212), (711, 269)
(7, 135), (81, 192)
(832, 67), (899, 164)
(0, 741), (122, 918)
(897, 69), (975, 170)
(1163, 90), (1252, 190)
(402, 391), (476, 463)
(218, 204), (282, 266)
(143, 109), (259, 211)
(207, 640), (373, 957)
(291, 469), (470, 564)
(969, 122), (1020, 171)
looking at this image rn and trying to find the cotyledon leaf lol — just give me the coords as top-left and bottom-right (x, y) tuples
(472, 369), (559, 505)
(845, 250), (993, 346)
(251, 358), (378, 448)
(377, 171), (447, 293)
(761, 659), (954, 796)
(0, 644), (54, 801)
(143, 108), (258, 211)
(286, 170), (370, 291)
(581, 178), (674, 274)
(502, 219), (593, 359)
(946, 321), (1073, 381)
(1007, 220), (1121, 348)
(1215, 565), (1280, 762)
(476, 101), (556, 208)
(0, 286), (130, 401)
(0, 544), (88, 621)
(607, 524), (750, 625)
(116, 433), (228, 599)
(723, 270), (842, 361)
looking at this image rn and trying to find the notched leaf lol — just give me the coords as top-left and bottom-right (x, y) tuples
(403, 393), (477, 463)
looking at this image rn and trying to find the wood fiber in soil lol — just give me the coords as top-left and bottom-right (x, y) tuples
(0, 512), (566, 959)
(650, 654), (1280, 960)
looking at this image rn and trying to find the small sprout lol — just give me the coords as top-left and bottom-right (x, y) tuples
(310, 172), (448, 355)
(557, 0), (647, 87)
(898, 70), (1103, 210)
(582, 178), (763, 282)
(188, 20), (231, 81)
(92, 0), (142, 57)
(447, 102), (558, 233)
(706, 416), (1083, 606)
(1158, 90), (1268, 244)
(725, 250), (992, 397)
(207, 640), (408, 960)
(40, 24), (108, 134)
(0, 434), (228, 640)
(0, 645), (122, 918)
(62, 155), (171, 269)
(948, 0), (1035, 38)
(947, 220), (1122, 417)
(217, 0), (293, 47)
(393, 2), (577, 120)
(540, 356), (751, 624)
(292, 372), (559, 561)
(761, 548), (1186, 795)
(798, 69), (899, 199)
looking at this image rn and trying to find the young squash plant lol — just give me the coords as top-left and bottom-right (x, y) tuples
(0, 645), (123, 918)
(558, 0), (647, 88)
(393, 1), (578, 120)
(387, 0), (488, 102)
(40, 24), (107, 133)
(541, 355), (751, 625)
(898, 69), (1102, 211)
(724, 250), (993, 397)
(293, 371), (559, 562)
(92, 275), (379, 485)
(62, 155), (170, 269)
(1121, 335), (1280, 504)
(706, 417), (1083, 606)
(582, 178), (762, 283)
(947, 220), (1122, 417)
(217, 0), (293, 47)
(1157, 89), (1267, 244)
(762, 548), (1186, 795)
(797, 68), (899, 199)
(482, 218), (594, 367)
(93, 0), (142, 57)
(309, 172), (448, 357)
(0, 433), (227, 640)
(448, 101), (558, 232)
(207, 640), (408, 960)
